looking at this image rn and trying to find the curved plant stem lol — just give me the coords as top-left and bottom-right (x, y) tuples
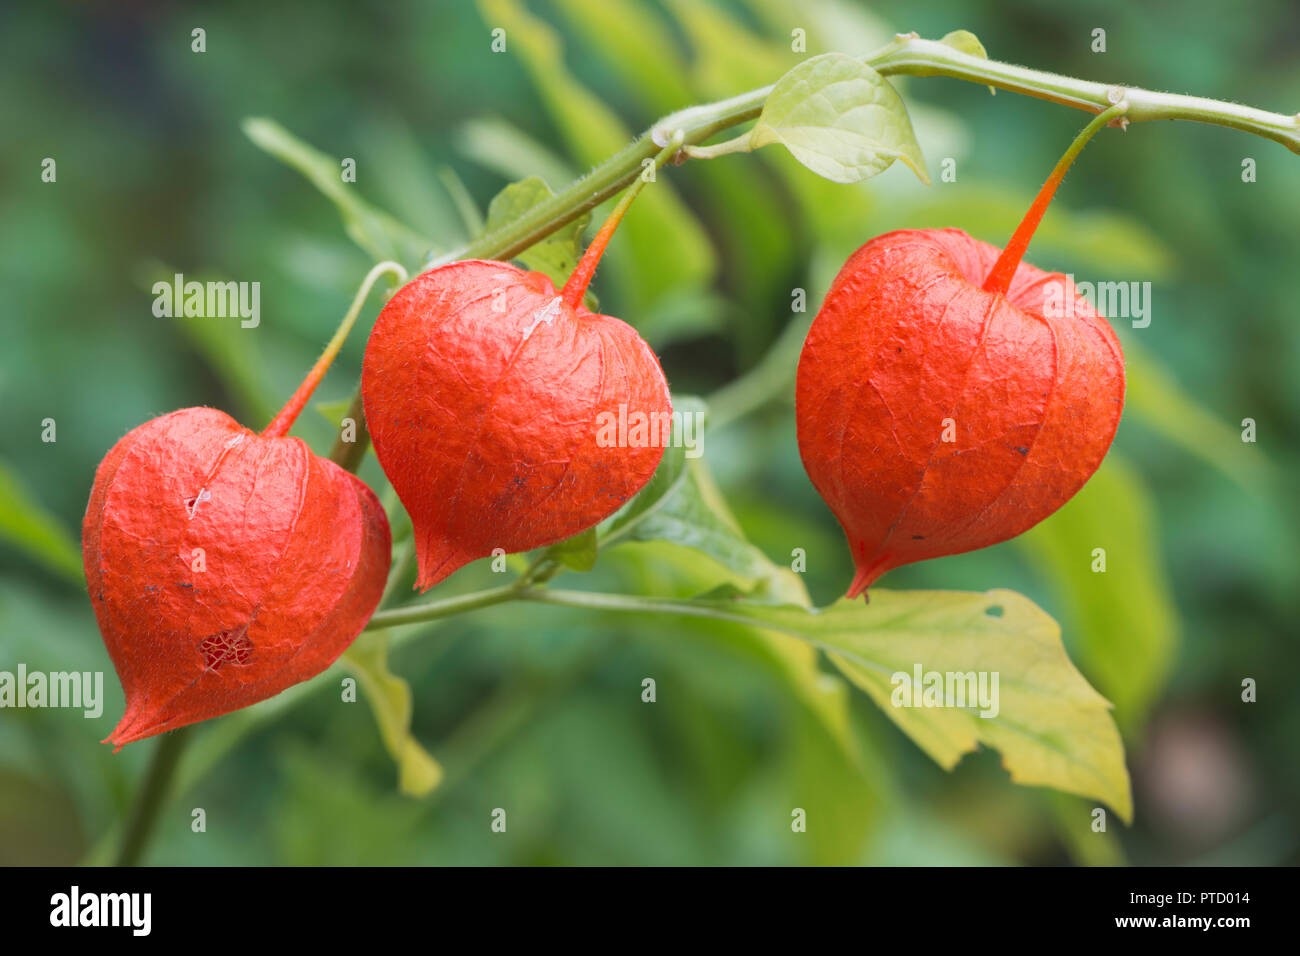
(114, 726), (191, 866)
(983, 101), (1130, 294)
(346, 36), (1296, 461)
(263, 260), (407, 438)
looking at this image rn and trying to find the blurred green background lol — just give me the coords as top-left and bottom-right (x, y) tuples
(2, 0), (1297, 865)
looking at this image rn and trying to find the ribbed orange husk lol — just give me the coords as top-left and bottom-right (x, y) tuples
(362, 260), (670, 591)
(83, 407), (390, 747)
(796, 229), (1125, 598)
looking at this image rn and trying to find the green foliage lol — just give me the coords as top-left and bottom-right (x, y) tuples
(545, 527), (598, 573)
(636, 588), (1132, 821)
(1019, 456), (1177, 731)
(242, 118), (436, 270)
(600, 397), (803, 598)
(940, 29), (990, 60)
(475, 0), (715, 316)
(342, 633), (444, 797)
(0, 462), (84, 586)
(750, 53), (930, 184)
(3, 0), (1296, 867)
(481, 176), (593, 303)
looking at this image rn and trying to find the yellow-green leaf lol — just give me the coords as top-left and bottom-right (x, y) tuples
(939, 29), (989, 60)
(716, 589), (1132, 821)
(752, 52), (929, 185)
(939, 29), (994, 94)
(342, 632), (443, 797)
(1018, 455), (1177, 729)
(481, 176), (592, 302)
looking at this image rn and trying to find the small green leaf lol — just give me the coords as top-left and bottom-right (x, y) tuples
(481, 176), (593, 303)
(939, 29), (989, 60)
(0, 461), (84, 586)
(751, 52), (929, 185)
(482, 177), (559, 232)
(714, 589), (1132, 821)
(242, 117), (436, 270)
(342, 632), (443, 797)
(939, 29), (994, 94)
(545, 526), (598, 572)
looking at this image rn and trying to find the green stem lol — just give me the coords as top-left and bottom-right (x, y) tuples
(428, 37), (1300, 271)
(520, 587), (762, 627)
(263, 261), (407, 438)
(364, 584), (523, 631)
(870, 36), (1300, 154)
(363, 583), (764, 634)
(682, 134), (756, 160)
(114, 726), (191, 866)
(560, 133), (684, 309)
(328, 390), (370, 471)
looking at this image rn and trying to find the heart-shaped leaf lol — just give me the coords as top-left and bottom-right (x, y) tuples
(752, 52), (929, 185)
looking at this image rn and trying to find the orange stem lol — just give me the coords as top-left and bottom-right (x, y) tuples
(263, 261), (407, 438)
(983, 102), (1128, 296)
(560, 134), (682, 310)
